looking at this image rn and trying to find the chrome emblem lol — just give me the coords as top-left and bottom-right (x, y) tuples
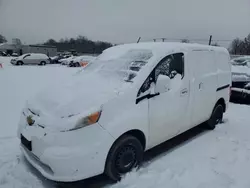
(27, 115), (35, 126)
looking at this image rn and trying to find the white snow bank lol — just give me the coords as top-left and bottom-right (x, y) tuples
(0, 57), (13, 67)
(0, 138), (43, 188)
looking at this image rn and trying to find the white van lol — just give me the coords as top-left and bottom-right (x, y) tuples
(18, 43), (231, 182)
(11, 53), (50, 65)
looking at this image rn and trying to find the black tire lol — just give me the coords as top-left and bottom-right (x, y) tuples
(105, 135), (143, 181)
(76, 62), (80, 67)
(40, 61), (46, 66)
(206, 104), (224, 130)
(16, 61), (23, 66)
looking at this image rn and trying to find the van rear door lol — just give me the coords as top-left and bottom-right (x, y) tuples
(190, 50), (217, 126)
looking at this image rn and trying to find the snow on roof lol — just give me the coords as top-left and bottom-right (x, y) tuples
(105, 42), (228, 57)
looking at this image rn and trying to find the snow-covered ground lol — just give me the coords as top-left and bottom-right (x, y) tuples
(1, 57), (250, 188)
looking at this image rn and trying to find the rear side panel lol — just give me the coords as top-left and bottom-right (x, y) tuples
(189, 50), (218, 125)
(215, 51), (231, 110)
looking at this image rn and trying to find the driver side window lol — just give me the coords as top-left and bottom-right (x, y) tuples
(23, 54), (31, 59)
(155, 53), (184, 82)
(137, 53), (184, 97)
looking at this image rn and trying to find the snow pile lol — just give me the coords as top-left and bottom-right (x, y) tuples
(0, 138), (43, 188)
(27, 72), (128, 131)
(0, 57), (13, 67)
(0, 65), (79, 137)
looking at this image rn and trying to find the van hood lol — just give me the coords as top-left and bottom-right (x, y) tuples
(26, 72), (131, 131)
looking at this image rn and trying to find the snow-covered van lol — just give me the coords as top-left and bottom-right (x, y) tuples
(17, 42), (231, 182)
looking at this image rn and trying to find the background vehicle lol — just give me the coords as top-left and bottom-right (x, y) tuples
(11, 53), (19, 57)
(18, 43), (231, 182)
(59, 56), (76, 65)
(231, 56), (250, 66)
(231, 60), (250, 104)
(0, 51), (7, 56)
(68, 55), (95, 67)
(50, 55), (64, 64)
(11, 53), (50, 65)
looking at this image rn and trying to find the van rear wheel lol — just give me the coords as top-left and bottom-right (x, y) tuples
(206, 104), (223, 130)
(105, 135), (143, 181)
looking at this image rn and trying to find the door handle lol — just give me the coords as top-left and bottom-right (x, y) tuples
(180, 88), (188, 96)
(199, 82), (203, 90)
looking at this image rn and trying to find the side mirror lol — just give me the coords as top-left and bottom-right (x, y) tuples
(155, 75), (170, 93)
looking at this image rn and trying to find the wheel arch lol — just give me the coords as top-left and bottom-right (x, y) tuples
(215, 98), (226, 112)
(104, 129), (146, 180)
(109, 129), (146, 152)
(17, 60), (23, 65)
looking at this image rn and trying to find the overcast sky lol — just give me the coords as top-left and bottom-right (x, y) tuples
(0, 0), (250, 47)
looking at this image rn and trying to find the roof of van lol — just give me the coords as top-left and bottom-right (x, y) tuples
(107, 42), (229, 55)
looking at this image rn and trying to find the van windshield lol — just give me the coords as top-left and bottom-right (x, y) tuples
(85, 49), (153, 82)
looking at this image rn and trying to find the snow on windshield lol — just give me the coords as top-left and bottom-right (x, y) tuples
(86, 49), (153, 82)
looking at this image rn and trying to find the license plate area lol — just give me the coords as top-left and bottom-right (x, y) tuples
(21, 134), (32, 151)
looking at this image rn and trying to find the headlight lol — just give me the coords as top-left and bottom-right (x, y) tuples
(68, 110), (102, 131)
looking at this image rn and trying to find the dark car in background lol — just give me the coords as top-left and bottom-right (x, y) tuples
(0, 51), (7, 56)
(50, 56), (65, 64)
(230, 60), (250, 104)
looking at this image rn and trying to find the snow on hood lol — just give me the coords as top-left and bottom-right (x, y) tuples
(26, 71), (132, 131)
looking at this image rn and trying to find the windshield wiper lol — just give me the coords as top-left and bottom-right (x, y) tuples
(28, 108), (40, 117)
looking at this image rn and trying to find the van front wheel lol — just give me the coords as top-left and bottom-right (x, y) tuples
(206, 104), (223, 130)
(105, 135), (143, 181)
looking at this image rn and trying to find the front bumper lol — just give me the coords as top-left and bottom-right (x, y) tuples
(18, 120), (114, 182)
(230, 88), (250, 104)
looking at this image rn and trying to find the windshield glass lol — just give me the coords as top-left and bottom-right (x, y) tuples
(85, 49), (153, 82)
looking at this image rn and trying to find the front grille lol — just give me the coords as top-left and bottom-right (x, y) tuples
(23, 146), (54, 175)
(21, 134), (32, 151)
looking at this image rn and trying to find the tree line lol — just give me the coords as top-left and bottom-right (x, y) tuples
(44, 36), (113, 54)
(2, 33), (250, 55)
(230, 34), (250, 55)
(0, 34), (7, 43)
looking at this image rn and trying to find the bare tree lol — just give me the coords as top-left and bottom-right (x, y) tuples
(44, 36), (112, 54)
(0, 34), (7, 43)
(211, 42), (219, 47)
(230, 38), (243, 55)
(181, 39), (190, 43)
(45, 39), (57, 45)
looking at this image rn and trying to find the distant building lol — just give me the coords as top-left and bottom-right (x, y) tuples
(0, 42), (57, 57)
(21, 45), (57, 56)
